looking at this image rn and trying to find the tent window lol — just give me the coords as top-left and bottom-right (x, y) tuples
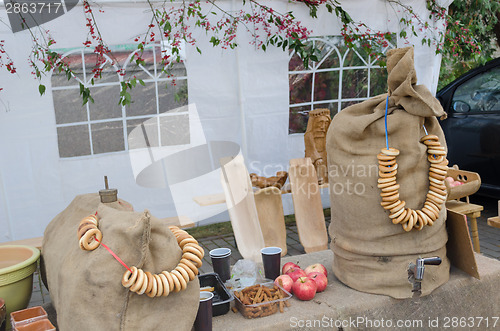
(288, 36), (394, 134)
(51, 44), (188, 158)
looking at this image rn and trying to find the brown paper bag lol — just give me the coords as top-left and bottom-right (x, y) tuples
(326, 47), (450, 298)
(42, 193), (199, 330)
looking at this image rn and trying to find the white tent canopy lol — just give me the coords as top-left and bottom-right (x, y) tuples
(0, 0), (451, 242)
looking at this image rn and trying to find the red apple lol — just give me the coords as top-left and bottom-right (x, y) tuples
(274, 274), (293, 293)
(285, 267), (307, 282)
(304, 263), (328, 277)
(292, 276), (317, 301)
(308, 272), (328, 292)
(282, 262), (299, 275)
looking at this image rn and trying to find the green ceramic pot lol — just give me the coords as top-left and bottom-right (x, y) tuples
(0, 245), (40, 330)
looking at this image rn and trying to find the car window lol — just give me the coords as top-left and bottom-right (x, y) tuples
(452, 66), (500, 113)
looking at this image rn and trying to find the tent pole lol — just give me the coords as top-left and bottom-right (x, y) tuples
(0, 170), (14, 241)
(233, 0), (248, 162)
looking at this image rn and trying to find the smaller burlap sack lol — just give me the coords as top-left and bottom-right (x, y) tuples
(326, 47), (450, 299)
(41, 193), (199, 330)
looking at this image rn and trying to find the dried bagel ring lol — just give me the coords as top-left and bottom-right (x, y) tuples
(178, 262), (196, 281)
(78, 224), (96, 239)
(389, 206), (405, 219)
(380, 189), (398, 197)
(389, 200), (406, 214)
(424, 201), (440, 214)
(382, 193), (400, 202)
(429, 185), (447, 196)
(428, 155), (445, 164)
(420, 134), (439, 142)
(378, 176), (396, 184)
(379, 170), (398, 178)
(381, 184), (400, 193)
(122, 266), (139, 288)
(378, 180), (397, 189)
(382, 199), (402, 210)
(175, 231), (191, 244)
(154, 274), (164, 297)
(82, 228), (102, 251)
(183, 243), (205, 258)
(162, 271), (175, 293)
(144, 271), (155, 294)
(130, 268), (146, 293)
(377, 153), (396, 161)
(183, 245), (204, 260)
(78, 236), (87, 250)
(427, 149), (446, 156)
(379, 159), (397, 166)
(183, 252), (203, 267)
(82, 215), (98, 226)
(421, 207), (438, 222)
(429, 176), (444, 185)
(174, 265), (190, 283)
(179, 237), (199, 247)
(381, 147), (400, 156)
(158, 272), (170, 297)
(428, 190), (447, 202)
(413, 214), (424, 230)
(429, 166), (447, 176)
(379, 164), (398, 172)
(402, 213), (414, 232)
(392, 208), (408, 224)
(137, 272), (149, 295)
(180, 258), (199, 276)
(174, 270), (188, 291)
(427, 193), (444, 206)
(430, 163), (448, 171)
(397, 208), (412, 225)
(170, 271), (182, 292)
(146, 273), (158, 297)
(415, 210), (429, 227)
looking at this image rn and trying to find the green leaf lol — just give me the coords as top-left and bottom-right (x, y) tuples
(38, 84), (46, 96)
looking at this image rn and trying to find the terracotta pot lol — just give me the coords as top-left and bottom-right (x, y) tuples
(1, 298), (6, 329)
(15, 319), (55, 331)
(10, 306), (47, 330)
(0, 245), (40, 330)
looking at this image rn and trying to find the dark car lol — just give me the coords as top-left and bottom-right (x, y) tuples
(437, 57), (500, 198)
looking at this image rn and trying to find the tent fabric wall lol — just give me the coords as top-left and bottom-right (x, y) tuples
(0, 0), (450, 242)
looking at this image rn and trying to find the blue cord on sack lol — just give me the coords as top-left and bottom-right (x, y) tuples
(384, 95), (389, 149)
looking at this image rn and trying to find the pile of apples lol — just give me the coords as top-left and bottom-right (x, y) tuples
(274, 262), (328, 301)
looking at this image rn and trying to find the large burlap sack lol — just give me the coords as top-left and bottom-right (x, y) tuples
(41, 193), (199, 330)
(326, 47), (450, 299)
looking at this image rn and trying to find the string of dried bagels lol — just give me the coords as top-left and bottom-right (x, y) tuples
(377, 134), (448, 231)
(78, 215), (203, 297)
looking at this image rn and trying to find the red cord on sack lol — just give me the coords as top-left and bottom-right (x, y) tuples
(94, 236), (132, 273)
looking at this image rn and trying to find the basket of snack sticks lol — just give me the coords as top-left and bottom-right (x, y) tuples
(232, 282), (292, 319)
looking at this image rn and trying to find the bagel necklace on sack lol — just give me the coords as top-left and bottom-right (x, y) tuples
(77, 214), (204, 297)
(377, 95), (448, 232)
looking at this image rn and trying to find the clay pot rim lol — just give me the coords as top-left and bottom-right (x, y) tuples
(0, 245), (40, 276)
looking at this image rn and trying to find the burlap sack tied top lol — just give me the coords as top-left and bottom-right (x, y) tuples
(42, 193), (199, 330)
(326, 47), (450, 299)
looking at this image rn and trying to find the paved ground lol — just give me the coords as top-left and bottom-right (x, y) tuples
(27, 196), (500, 308)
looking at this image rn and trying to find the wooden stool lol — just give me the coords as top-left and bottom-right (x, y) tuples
(445, 200), (484, 253)
(487, 200), (500, 229)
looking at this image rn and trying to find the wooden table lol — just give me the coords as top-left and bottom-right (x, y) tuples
(445, 200), (484, 253)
